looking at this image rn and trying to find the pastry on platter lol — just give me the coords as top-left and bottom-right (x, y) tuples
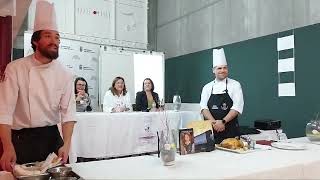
(220, 138), (245, 150)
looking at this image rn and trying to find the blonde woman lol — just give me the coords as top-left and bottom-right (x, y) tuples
(103, 76), (132, 113)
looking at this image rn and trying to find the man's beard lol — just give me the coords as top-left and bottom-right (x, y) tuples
(38, 44), (59, 60)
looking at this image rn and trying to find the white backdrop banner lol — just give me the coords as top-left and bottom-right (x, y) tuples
(133, 53), (164, 101)
(99, 46), (134, 104)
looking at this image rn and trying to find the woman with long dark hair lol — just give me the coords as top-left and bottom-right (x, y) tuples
(135, 78), (159, 111)
(74, 77), (92, 112)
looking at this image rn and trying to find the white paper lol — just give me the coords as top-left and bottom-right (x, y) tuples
(277, 35), (294, 51)
(278, 83), (295, 97)
(278, 58), (295, 72)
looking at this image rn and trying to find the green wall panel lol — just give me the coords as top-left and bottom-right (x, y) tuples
(165, 23), (320, 138)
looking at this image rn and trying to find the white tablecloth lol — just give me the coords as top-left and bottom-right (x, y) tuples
(69, 111), (202, 163)
(68, 137), (320, 179)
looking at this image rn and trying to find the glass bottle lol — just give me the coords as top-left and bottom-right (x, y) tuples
(159, 130), (176, 166)
(172, 95), (181, 111)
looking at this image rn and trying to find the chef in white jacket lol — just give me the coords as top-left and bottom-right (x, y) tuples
(0, 1), (76, 172)
(200, 48), (244, 144)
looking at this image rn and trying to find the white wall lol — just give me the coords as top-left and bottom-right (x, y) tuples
(156, 0), (320, 59)
(27, 0), (148, 50)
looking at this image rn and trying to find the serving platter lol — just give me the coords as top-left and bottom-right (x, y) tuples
(271, 142), (307, 150)
(215, 144), (253, 154)
(15, 164), (83, 180)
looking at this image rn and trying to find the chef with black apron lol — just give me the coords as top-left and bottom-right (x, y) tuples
(200, 48), (244, 144)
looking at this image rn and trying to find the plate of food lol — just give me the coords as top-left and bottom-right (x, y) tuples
(215, 138), (252, 154)
(271, 142), (307, 150)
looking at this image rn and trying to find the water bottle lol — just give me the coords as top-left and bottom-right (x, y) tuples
(172, 95), (181, 111)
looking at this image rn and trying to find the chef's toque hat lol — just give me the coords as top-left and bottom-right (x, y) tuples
(212, 48), (227, 68)
(33, 0), (58, 32)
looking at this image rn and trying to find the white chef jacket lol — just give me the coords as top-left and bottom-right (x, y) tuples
(103, 90), (132, 113)
(0, 55), (76, 130)
(200, 77), (244, 114)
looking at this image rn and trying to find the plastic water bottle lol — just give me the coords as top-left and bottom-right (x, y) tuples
(173, 95), (181, 111)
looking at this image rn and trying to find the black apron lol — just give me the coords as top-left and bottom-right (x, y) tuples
(12, 125), (64, 164)
(206, 79), (240, 144)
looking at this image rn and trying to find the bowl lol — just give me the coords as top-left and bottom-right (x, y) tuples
(16, 173), (50, 180)
(47, 166), (72, 178)
(306, 120), (320, 142)
(15, 162), (49, 180)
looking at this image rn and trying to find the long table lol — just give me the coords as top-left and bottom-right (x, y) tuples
(1, 137), (317, 179)
(69, 111), (202, 163)
(68, 137), (320, 179)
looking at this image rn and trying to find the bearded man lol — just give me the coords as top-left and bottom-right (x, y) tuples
(0, 1), (76, 171)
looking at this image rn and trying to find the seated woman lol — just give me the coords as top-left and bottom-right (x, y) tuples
(135, 78), (159, 111)
(103, 76), (132, 113)
(75, 77), (92, 112)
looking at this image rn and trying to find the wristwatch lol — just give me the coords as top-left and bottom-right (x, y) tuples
(222, 119), (226, 124)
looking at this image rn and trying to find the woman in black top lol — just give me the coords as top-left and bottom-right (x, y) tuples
(135, 78), (159, 111)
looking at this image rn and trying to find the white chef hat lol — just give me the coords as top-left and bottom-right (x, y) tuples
(33, 0), (58, 32)
(212, 48), (227, 68)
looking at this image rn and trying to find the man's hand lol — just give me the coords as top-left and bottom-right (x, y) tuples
(59, 121), (75, 164)
(58, 144), (70, 164)
(213, 120), (225, 132)
(0, 143), (16, 172)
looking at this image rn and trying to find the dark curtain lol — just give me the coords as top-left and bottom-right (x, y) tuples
(0, 16), (12, 82)
(0, 16), (12, 170)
